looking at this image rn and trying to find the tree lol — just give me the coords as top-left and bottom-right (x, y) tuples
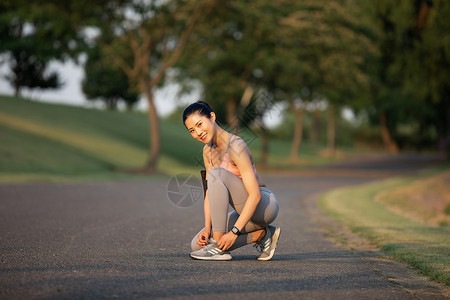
(82, 45), (139, 110)
(0, 2), (63, 96)
(394, 0), (450, 153)
(98, 0), (219, 172)
(4, 49), (62, 97)
(177, 0), (377, 163)
(263, 0), (376, 159)
(0, 0), (123, 97)
(362, 0), (450, 153)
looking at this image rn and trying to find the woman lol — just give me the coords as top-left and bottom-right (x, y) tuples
(183, 101), (280, 261)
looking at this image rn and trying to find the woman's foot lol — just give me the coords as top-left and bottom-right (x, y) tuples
(189, 238), (232, 261)
(254, 226), (281, 261)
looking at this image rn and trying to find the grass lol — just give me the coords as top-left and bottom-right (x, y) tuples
(318, 169), (450, 286)
(0, 95), (198, 181)
(0, 123), (114, 174)
(0, 111), (147, 167)
(0, 95), (344, 182)
(375, 171), (450, 227)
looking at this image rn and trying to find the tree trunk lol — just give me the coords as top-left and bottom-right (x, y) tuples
(310, 108), (321, 144)
(141, 79), (160, 173)
(446, 106), (450, 159)
(379, 111), (399, 153)
(326, 104), (336, 156)
(240, 84), (254, 108)
(259, 125), (270, 168)
(106, 99), (118, 110)
(14, 79), (21, 98)
(226, 96), (239, 133)
(417, 0), (431, 35)
(290, 107), (304, 162)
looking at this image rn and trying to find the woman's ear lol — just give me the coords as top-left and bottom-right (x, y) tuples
(210, 112), (216, 123)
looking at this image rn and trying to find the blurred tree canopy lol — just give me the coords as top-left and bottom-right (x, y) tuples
(176, 0), (449, 158)
(0, 0), (126, 96)
(177, 0), (378, 160)
(363, 0), (450, 153)
(82, 44), (139, 110)
(267, 0), (377, 158)
(0, 1), (65, 96)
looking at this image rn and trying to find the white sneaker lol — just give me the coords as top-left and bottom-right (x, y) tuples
(189, 238), (232, 261)
(254, 226), (281, 261)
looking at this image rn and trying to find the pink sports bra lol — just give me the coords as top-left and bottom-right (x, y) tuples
(209, 135), (256, 179)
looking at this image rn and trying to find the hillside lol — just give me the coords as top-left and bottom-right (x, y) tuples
(0, 95), (203, 181)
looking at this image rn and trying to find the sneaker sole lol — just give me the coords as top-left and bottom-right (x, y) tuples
(257, 227), (281, 261)
(189, 253), (232, 261)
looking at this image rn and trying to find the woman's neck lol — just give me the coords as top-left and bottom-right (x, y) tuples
(211, 127), (230, 150)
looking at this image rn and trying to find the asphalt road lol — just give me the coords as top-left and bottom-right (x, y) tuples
(0, 154), (448, 299)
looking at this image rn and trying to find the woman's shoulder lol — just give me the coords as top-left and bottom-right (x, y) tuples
(230, 135), (247, 147)
(228, 135), (250, 157)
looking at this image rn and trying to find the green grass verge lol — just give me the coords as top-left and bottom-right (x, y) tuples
(318, 170), (450, 286)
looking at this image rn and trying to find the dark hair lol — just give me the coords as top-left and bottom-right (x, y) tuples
(182, 101), (218, 125)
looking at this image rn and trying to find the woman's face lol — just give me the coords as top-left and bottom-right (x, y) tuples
(184, 112), (216, 144)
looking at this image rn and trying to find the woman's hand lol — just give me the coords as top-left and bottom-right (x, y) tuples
(197, 229), (211, 248)
(217, 232), (238, 251)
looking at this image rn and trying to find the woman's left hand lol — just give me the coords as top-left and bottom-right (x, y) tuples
(217, 232), (238, 251)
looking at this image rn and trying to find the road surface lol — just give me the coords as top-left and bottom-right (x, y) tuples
(0, 154), (448, 299)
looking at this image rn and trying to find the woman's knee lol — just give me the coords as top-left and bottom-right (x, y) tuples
(251, 190), (279, 225)
(208, 167), (227, 185)
(265, 201), (279, 224)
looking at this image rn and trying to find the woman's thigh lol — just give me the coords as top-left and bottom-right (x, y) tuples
(209, 168), (248, 210)
(211, 169), (279, 227)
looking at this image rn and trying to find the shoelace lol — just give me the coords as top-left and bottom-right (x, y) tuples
(253, 242), (263, 253)
(254, 233), (272, 254)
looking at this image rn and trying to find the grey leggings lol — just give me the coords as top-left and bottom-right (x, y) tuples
(191, 167), (279, 251)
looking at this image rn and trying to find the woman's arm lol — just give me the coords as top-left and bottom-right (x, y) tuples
(201, 145), (212, 237)
(196, 190), (212, 247)
(195, 145), (213, 247)
(203, 190), (212, 231)
(228, 139), (261, 231)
